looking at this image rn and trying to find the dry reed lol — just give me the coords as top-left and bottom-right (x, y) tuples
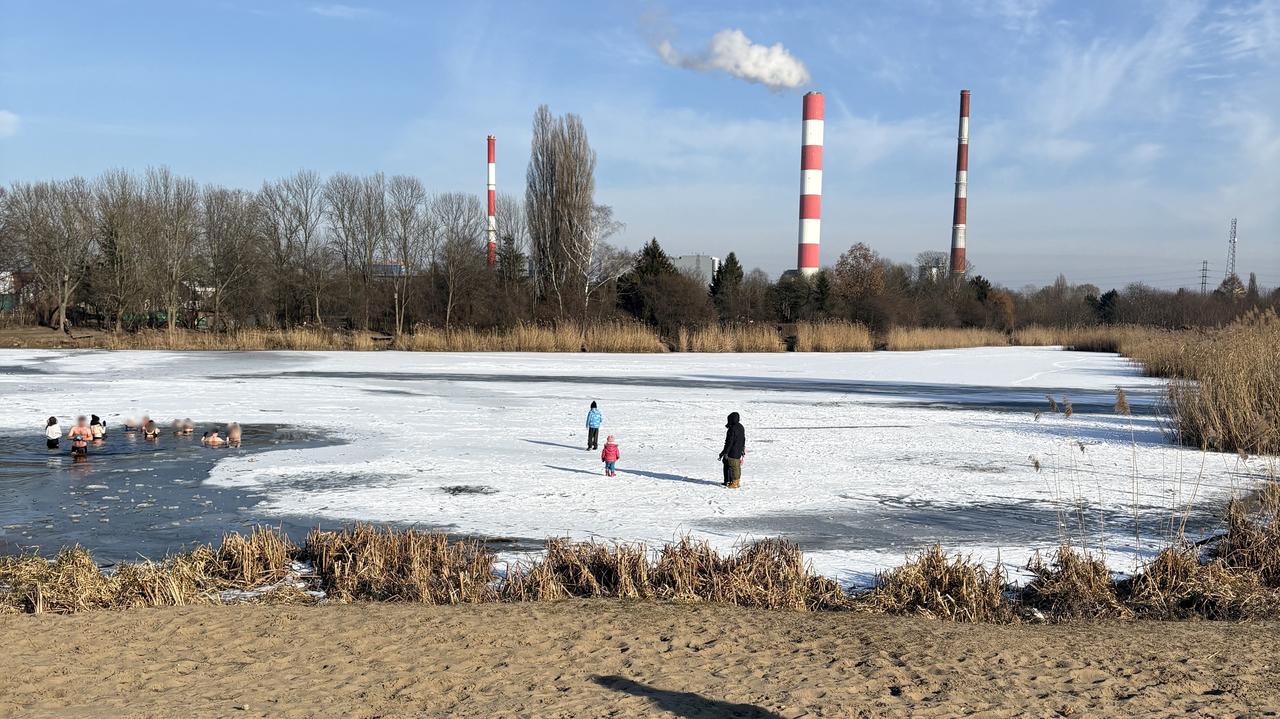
(1119, 547), (1280, 620)
(884, 327), (1009, 352)
(303, 525), (497, 604)
(793, 321), (874, 352)
(675, 325), (784, 352)
(1023, 546), (1130, 620)
(859, 545), (1014, 622)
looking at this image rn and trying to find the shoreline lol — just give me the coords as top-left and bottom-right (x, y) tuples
(2, 600), (1276, 718)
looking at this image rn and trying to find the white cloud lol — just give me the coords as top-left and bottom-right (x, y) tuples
(308, 4), (373, 19)
(1035, 2), (1200, 134)
(1027, 137), (1093, 163)
(656, 29), (811, 91)
(1124, 142), (1165, 164)
(0, 110), (19, 139)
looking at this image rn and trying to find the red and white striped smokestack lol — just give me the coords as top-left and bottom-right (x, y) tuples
(487, 135), (497, 269)
(949, 90), (970, 277)
(798, 91), (823, 276)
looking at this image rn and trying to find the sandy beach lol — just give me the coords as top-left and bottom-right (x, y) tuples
(2, 601), (1277, 718)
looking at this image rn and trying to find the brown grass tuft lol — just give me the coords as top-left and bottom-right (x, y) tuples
(794, 321), (874, 352)
(676, 325), (784, 352)
(1024, 546), (1130, 620)
(303, 525), (497, 604)
(859, 545), (1014, 622)
(884, 327), (1009, 352)
(1120, 546), (1280, 620)
(0, 547), (115, 614)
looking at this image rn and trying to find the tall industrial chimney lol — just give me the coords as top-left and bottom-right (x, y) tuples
(949, 90), (970, 277)
(487, 135), (497, 269)
(798, 91), (823, 277)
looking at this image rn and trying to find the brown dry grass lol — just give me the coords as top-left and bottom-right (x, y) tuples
(1024, 546), (1130, 620)
(858, 545), (1015, 622)
(793, 321), (874, 352)
(1120, 547), (1280, 620)
(884, 327), (1009, 352)
(303, 525), (497, 604)
(1164, 310), (1280, 454)
(503, 536), (846, 611)
(675, 325), (785, 352)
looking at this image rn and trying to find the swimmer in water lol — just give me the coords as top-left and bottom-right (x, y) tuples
(204, 430), (225, 447)
(181, 418), (195, 435)
(90, 415), (106, 442)
(142, 420), (160, 440)
(227, 423), (242, 446)
(171, 419), (184, 436)
(123, 417), (139, 432)
(44, 416), (61, 449)
(67, 416), (93, 457)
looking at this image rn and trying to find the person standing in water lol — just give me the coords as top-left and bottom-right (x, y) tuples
(585, 401), (603, 451)
(67, 416), (93, 457)
(44, 417), (61, 449)
(718, 412), (746, 489)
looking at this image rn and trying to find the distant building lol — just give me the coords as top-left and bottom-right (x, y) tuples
(672, 254), (721, 285)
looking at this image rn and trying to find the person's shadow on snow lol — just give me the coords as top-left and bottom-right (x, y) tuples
(543, 465), (719, 487)
(591, 675), (786, 718)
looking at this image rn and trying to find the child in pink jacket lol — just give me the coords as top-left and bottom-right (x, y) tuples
(600, 435), (620, 477)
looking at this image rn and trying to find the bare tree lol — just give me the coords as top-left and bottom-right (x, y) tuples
(566, 203), (630, 323)
(525, 105), (598, 319)
(430, 192), (485, 328)
(259, 171), (327, 326)
(385, 175), (433, 336)
(3, 179), (96, 331)
(199, 186), (260, 332)
(142, 167), (199, 332)
(325, 173), (386, 329)
(93, 170), (145, 332)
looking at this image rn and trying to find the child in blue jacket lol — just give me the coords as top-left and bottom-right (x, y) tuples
(585, 401), (603, 450)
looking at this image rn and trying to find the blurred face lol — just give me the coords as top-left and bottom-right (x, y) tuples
(76, 417), (87, 427)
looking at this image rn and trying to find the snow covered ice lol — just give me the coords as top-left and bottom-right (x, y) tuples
(0, 347), (1269, 585)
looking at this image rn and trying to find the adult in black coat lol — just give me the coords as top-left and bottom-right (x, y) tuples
(718, 412), (745, 489)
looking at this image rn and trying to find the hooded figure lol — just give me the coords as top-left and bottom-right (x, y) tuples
(585, 401), (603, 450)
(718, 412), (745, 489)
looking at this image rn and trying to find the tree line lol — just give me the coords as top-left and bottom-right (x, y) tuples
(1, 105), (1276, 337)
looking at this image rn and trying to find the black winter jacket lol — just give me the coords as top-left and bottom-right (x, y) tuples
(720, 412), (745, 460)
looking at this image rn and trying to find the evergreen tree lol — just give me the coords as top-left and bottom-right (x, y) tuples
(1247, 272), (1260, 303)
(496, 234), (526, 286)
(617, 238), (677, 319)
(709, 251), (744, 321)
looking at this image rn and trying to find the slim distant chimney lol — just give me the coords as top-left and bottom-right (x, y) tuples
(949, 90), (970, 277)
(487, 135), (497, 269)
(798, 91), (823, 277)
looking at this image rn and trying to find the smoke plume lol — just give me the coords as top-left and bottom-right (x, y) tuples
(656, 29), (811, 91)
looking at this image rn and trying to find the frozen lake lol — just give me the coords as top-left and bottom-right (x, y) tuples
(0, 347), (1269, 584)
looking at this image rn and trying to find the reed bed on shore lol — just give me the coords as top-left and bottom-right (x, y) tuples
(884, 327), (1009, 351)
(675, 325), (785, 353)
(7, 503), (1280, 621)
(398, 322), (668, 353)
(1164, 311), (1280, 454)
(793, 321), (875, 352)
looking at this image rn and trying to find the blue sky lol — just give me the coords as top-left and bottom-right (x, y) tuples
(2, 0), (1278, 289)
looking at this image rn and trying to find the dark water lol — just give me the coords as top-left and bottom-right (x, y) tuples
(0, 424), (340, 562)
